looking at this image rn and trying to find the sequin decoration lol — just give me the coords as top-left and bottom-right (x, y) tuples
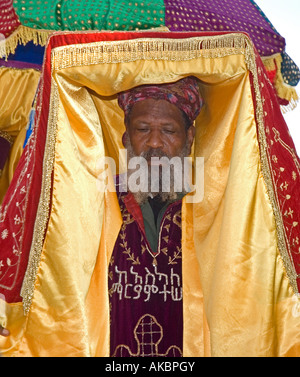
(281, 52), (300, 87)
(12, 0), (165, 31)
(0, 0), (21, 38)
(164, 0), (286, 57)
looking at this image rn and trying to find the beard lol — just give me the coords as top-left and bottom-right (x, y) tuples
(124, 139), (190, 205)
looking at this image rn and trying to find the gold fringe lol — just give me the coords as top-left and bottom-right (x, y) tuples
(0, 26), (169, 60)
(262, 54), (299, 111)
(51, 33), (250, 72)
(281, 97), (299, 114)
(0, 25), (51, 59)
(262, 54), (278, 72)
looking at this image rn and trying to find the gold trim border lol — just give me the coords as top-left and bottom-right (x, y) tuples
(0, 130), (14, 145)
(247, 55), (298, 294)
(20, 32), (298, 314)
(51, 33), (252, 71)
(0, 25), (50, 59)
(20, 77), (59, 314)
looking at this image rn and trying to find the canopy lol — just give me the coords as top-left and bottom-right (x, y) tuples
(0, 0), (299, 106)
(0, 30), (299, 356)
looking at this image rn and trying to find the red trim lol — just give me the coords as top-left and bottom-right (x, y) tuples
(250, 53), (300, 292)
(123, 193), (145, 232)
(47, 30), (249, 50)
(0, 36), (53, 302)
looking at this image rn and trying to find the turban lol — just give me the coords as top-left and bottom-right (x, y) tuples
(118, 76), (203, 126)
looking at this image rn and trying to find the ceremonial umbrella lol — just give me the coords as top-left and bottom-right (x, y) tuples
(0, 0), (299, 106)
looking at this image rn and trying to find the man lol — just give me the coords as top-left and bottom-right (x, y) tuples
(1, 63), (299, 357)
(0, 76), (203, 355)
(108, 76), (203, 356)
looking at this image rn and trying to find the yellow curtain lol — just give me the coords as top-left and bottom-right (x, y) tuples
(0, 67), (40, 203)
(1, 33), (299, 357)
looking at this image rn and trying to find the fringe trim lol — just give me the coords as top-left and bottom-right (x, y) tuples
(51, 33), (251, 71)
(262, 54), (299, 111)
(0, 25), (50, 59)
(262, 54), (278, 72)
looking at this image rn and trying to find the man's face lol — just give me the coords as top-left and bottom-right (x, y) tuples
(122, 99), (196, 204)
(124, 99), (195, 159)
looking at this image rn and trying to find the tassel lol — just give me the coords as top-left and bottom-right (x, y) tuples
(1, 25), (50, 60)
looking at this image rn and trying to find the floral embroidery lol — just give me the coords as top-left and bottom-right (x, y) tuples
(119, 204), (140, 266)
(256, 57), (300, 292)
(1, 229), (8, 240)
(0, 118), (35, 292)
(168, 246), (182, 265)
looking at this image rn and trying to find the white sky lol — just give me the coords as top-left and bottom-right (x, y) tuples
(254, 0), (300, 154)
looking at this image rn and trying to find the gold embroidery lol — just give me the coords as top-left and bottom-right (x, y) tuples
(265, 127), (300, 291)
(168, 246), (182, 266)
(161, 247), (168, 255)
(119, 224), (140, 265)
(21, 76), (59, 314)
(172, 210), (182, 229)
(112, 314), (182, 357)
(272, 128), (300, 175)
(0, 130), (14, 145)
(162, 235), (169, 244)
(251, 52), (299, 293)
(164, 224), (170, 233)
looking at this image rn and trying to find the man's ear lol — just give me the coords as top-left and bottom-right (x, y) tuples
(187, 125), (196, 154)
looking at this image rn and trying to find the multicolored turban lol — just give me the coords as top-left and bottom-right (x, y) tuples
(118, 76), (204, 127)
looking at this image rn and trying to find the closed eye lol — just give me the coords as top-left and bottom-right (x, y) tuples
(163, 128), (176, 134)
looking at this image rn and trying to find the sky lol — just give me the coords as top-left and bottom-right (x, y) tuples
(254, 0), (300, 154)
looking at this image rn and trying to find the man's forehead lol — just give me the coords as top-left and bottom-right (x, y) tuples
(127, 99), (186, 126)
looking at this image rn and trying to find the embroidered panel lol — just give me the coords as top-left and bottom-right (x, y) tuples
(108, 192), (183, 357)
(0, 126), (36, 299)
(250, 54), (300, 293)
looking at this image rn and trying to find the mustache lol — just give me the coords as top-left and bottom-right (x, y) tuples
(140, 148), (171, 161)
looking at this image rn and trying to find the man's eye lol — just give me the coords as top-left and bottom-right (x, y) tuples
(163, 129), (175, 134)
(137, 128), (149, 132)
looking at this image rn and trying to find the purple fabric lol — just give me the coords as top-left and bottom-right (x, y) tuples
(0, 59), (42, 70)
(164, 0), (286, 56)
(109, 191), (183, 357)
(0, 137), (11, 171)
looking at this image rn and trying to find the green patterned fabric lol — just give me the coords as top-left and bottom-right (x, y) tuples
(282, 53), (300, 87)
(13, 0), (165, 31)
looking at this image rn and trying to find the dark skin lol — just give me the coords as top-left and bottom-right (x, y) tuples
(123, 98), (195, 158)
(0, 99), (196, 339)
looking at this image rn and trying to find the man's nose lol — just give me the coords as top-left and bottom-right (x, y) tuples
(146, 130), (164, 149)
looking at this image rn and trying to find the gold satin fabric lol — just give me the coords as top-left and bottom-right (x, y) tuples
(0, 67), (40, 203)
(1, 36), (300, 357)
